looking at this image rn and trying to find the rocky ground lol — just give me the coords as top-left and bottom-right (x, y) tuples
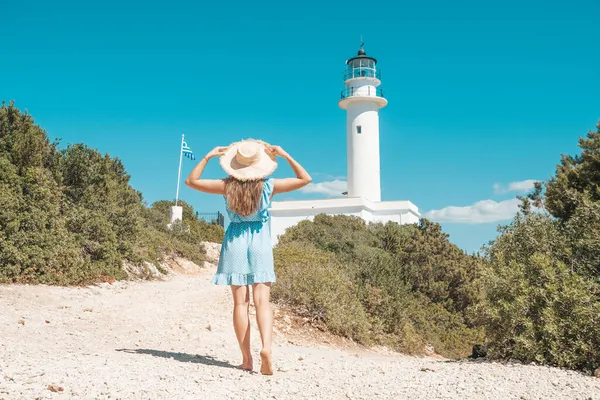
(1, 244), (599, 399)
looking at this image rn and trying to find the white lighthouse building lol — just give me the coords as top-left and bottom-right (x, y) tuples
(341, 46), (387, 202)
(269, 45), (420, 245)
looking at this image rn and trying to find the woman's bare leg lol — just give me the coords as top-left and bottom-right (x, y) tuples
(231, 285), (252, 370)
(252, 282), (273, 374)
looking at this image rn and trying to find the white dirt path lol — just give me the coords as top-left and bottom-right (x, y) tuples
(1, 265), (599, 400)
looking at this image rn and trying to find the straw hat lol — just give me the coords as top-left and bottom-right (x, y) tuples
(219, 139), (278, 181)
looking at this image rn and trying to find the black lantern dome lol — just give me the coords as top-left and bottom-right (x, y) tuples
(344, 46), (380, 81)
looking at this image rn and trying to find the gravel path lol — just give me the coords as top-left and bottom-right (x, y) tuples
(1, 265), (599, 400)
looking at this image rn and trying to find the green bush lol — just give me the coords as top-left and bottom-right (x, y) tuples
(0, 101), (222, 284)
(480, 122), (600, 371)
(481, 214), (600, 370)
(149, 200), (224, 244)
(135, 201), (224, 266)
(273, 242), (371, 343)
(274, 214), (484, 358)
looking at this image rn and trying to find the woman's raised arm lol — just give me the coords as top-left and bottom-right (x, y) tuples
(268, 146), (312, 195)
(184, 146), (228, 195)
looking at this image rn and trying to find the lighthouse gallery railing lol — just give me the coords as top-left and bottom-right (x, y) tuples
(340, 87), (385, 100)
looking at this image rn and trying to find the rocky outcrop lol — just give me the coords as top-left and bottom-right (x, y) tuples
(201, 241), (222, 267)
(123, 260), (168, 280)
(122, 242), (221, 280)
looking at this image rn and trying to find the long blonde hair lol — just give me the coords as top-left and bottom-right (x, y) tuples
(223, 177), (264, 216)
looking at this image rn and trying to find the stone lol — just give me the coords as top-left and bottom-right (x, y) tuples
(470, 344), (488, 359)
(200, 242), (222, 265)
(143, 262), (162, 278)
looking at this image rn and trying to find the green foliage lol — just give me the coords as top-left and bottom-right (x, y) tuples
(274, 214), (484, 358)
(481, 120), (600, 371)
(0, 101), (90, 284)
(0, 101), (222, 284)
(272, 243), (371, 343)
(562, 197), (600, 279)
(60, 143), (142, 275)
(150, 200), (224, 244)
(135, 200), (224, 266)
(481, 214), (600, 371)
(545, 122), (600, 221)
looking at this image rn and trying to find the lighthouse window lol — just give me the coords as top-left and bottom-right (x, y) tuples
(356, 125), (362, 134)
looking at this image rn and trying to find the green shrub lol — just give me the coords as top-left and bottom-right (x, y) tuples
(135, 202), (224, 266)
(480, 212), (600, 371)
(149, 200), (224, 244)
(482, 250), (600, 370)
(273, 214), (484, 358)
(562, 197), (600, 281)
(0, 101), (222, 284)
(273, 242), (371, 343)
(479, 123), (600, 371)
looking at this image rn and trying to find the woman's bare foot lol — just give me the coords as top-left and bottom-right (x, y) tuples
(260, 349), (273, 375)
(238, 357), (253, 371)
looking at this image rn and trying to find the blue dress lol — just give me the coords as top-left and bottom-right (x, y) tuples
(212, 178), (276, 286)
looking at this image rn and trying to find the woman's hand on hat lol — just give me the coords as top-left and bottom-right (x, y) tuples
(206, 146), (229, 159)
(267, 145), (288, 158)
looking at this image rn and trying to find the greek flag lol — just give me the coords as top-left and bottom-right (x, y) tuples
(182, 141), (195, 161)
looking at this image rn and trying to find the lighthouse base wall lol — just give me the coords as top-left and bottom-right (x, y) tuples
(269, 197), (420, 246)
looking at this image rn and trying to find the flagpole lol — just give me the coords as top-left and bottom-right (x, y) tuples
(175, 134), (184, 206)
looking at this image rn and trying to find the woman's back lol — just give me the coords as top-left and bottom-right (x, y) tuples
(225, 178), (274, 224)
(215, 176), (275, 286)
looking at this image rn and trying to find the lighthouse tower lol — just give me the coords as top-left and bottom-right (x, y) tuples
(268, 43), (420, 246)
(339, 46), (387, 202)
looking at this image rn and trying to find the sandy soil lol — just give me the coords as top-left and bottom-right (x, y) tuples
(1, 261), (599, 399)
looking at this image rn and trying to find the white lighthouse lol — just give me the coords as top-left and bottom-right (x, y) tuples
(339, 46), (387, 202)
(269, 45), (420, 245)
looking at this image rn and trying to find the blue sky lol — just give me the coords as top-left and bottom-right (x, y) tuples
(3, 0), (599, 253)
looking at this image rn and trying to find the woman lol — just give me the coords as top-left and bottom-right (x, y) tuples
(185, 139), (311, 375)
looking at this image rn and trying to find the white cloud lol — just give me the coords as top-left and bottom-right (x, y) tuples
(300, 180), (347, 197)
(493, 180), (537, 194)
(424, 198), (521, 224)
(312, 172), (347, 181)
